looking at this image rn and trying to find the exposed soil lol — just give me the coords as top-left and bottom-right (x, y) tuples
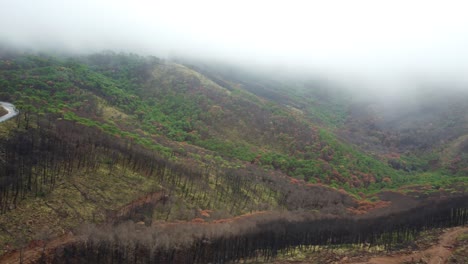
(0, 233), (77, 264)
(0, 223), (466, 264)
(106, 191), (169, 224)
(0, 188), (463, 264)
(350, 227), (468, 264)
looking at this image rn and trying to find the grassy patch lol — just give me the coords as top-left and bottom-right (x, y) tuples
(0, 164), (159, 251)
(449, 230), (468, 263)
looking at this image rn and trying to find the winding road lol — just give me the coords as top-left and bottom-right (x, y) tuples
(0, 102), (19, 123)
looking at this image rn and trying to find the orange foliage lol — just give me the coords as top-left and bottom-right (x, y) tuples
(337, 188), (349, 195)
(348, 200), (391, 215)
(212, 211), (268, 224)
(200, 209), (213, 218)
(385, 152), (401, 159)
(289, 178), (303, 184)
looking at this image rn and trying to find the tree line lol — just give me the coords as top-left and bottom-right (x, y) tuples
(42, 195), (467, 264)
(0, 112), (355, 218)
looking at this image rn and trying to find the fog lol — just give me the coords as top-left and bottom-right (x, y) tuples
(1, 0), (468, 95)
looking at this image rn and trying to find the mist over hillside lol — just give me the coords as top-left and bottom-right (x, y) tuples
(2, 0), (468, 95)
(0, 1), (467, 263)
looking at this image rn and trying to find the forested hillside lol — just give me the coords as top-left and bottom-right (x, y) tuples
(0, 50), (466, 263)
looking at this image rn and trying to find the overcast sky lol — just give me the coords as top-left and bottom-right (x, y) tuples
(1, 0), (468, 91)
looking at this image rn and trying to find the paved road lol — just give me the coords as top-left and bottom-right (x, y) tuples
(0, 102), (19, 123)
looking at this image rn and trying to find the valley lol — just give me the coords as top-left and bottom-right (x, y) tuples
(0, 50), (466, 263)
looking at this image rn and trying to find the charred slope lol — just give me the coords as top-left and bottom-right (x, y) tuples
(0, 50), (467, 263)
(32, 195), (468, 264)
(0, 113), (358, 248)
(0, 51), (413, 192)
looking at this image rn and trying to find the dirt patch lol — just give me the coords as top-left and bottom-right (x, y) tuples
(350, 227), (468, 264)
(106, 191), (169, 224)
(348, 200), (392, 215)
(0, 233), (77, 264)
(271, 227), (468, 264)
(449, 229), (468, 263)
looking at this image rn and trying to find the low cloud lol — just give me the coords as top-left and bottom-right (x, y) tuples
(1, 0), (468, 95)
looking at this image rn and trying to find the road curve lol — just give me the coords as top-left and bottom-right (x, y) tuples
(0, 102), (19, 123)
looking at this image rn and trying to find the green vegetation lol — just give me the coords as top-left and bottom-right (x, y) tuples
(449, 231), (468, 263)
(0, 50), (467, 263)
(1, 51), (466, 197)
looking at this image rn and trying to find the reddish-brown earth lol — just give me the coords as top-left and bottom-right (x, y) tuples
(0, 233), (77, 264)
(350, 227), (468, 264)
